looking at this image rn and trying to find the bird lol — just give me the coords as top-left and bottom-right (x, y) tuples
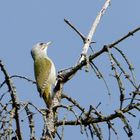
(31, 42), (56, 108)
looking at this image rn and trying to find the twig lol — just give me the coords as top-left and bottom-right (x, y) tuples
(79, 0), (111, 63)
(56, 132), (62, 140)
(0, 91), (9, 101)
(109, 53), (125, 109)
(90, 61), (111, 97)
(107, 121), (118, 140)
(0, 75), (36, 88)
(64, 19), (86, 42)
(62, 94), (85, 113)
(24, 105), (36, 140)
(27, 102), (44, 115)
(91, 123), (103, 140)
(111, 53), (137, 89)
(114, 47), (137, 86)
(11, 75), (36, 84)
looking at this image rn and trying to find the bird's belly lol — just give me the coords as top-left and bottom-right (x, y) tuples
(48, 62), (56, 85)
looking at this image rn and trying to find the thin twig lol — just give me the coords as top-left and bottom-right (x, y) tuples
(90, 61), (111, 97)
(114, 47), (137, 86)
(79, 0), (111, 63)
(0, 75), (36, 89)
(24, 105), (36, 140)
(11, 75), (36, 84)
(64, 19), (86, 42)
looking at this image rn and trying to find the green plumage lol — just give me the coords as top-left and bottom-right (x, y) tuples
(34, 57), (52, 107)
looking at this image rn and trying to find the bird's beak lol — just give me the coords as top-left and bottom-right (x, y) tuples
(46, 41), (52, 46)
(39, 41), (52, 50)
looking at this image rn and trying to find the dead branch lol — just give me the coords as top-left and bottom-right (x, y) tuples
(0, 60), (22, 140)
(58, 26), (140, 84)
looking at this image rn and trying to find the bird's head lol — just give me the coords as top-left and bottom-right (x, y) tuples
(31, 41), (51, 60)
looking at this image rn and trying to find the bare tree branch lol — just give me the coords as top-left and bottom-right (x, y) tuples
(58, 26), (140, 84)
(79, 0), (111, 63)
(0, 60), (22, 140)
(56, 101), (140, 127)
(0, 0), (140, 139)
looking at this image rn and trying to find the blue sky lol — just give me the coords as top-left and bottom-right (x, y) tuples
(0, 0), (140, 139)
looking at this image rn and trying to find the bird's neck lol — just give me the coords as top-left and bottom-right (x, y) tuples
(35, 52), (49, 60)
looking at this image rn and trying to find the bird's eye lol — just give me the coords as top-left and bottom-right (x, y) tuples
(39, 43), (44, 46)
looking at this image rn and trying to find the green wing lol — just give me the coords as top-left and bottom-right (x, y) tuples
(34, 57), (51, 96)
